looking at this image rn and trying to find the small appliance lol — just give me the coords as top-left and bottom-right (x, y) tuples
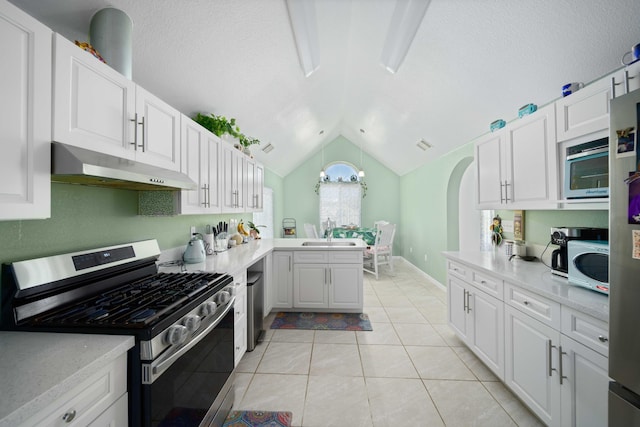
(183, 235), (206, 263)
(567, 240), (609, 294)
(550, 227), (608, 277)
(564, 137), (609, 199)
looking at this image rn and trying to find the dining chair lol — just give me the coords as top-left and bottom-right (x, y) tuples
(363, 222), (396, 279)
(373, 220), (389, 228)
(304, 223), (319, 238)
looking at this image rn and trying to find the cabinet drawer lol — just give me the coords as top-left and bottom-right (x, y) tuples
(470, 270), (503, 299)
(561, 306), (609, 357)
(328, 250), (363, 264)
(24, 353), (127, 427)
(505, 283), (561, 328)
(447, 260), (468, 281)
(235, 283), (247, 320)
(294, 251), (329, 263)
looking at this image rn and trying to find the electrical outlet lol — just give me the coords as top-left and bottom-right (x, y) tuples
(410, 247), (413, 253)
(190, 226), (196, 238)
(424, 254), (428, 262)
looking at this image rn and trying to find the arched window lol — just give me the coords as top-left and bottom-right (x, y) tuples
(317, 162), (362, 227)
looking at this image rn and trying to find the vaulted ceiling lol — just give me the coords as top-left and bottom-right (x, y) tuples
(10, 0), (640, 176)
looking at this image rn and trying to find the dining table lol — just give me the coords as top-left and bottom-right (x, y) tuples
(326, 226), (377, 246)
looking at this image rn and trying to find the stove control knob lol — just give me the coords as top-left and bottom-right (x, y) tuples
(200, 301), (218, 317)
(165, 325), (188, 346)
(182, 314), (201, 332)
(215, 290), (231, 305)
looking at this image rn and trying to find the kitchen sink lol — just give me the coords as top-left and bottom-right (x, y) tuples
(301, 241), (357, 247)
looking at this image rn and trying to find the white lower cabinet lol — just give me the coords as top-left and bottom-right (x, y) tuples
(22, 353), (128, 426)
(272, 251), (293, 309)
(505, 304), (561, 425)
(293, 263), (362, 310)
(448, 276), (504, 379)
(505, 304), (609, 427)
(446, 256), (609, 427)
(272, 250), (363, 311)
(233, 271), (247, 366)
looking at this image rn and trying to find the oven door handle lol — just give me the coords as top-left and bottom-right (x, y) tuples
(146, 296), (235, 383)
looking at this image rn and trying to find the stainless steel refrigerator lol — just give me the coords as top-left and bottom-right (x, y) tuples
(609, 88), (640, 426)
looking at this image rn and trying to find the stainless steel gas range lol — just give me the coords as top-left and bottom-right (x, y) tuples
(1, 239), (236, 427)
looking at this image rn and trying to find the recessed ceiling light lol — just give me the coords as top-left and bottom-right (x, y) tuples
(416, 139), (433, 151)
(262, 143), (275, 153)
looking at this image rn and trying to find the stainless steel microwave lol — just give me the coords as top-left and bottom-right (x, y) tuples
(568, 240), (609, 294)
(564, 137), (609, 199)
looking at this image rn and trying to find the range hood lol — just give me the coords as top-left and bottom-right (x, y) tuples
(51, 142), (197, 191)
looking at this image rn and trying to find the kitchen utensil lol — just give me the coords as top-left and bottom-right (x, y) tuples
(204, 233), (214, 255)
(621, 42), (640, 66)
(183, 235), (206, 263)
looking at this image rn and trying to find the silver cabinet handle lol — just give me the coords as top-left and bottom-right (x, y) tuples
(129, 113), (138, 149)
(201, 184), (208, 206)
(612, 76), (622, 98)
(500, 182), (505, 203)
(62, 409), (76, 423)
(504, 180), (511, 202)
(463, 289), (468, 312)
(523, 300), (530, 306)
(559, 345), (568, 385)
(547, 339), (557, 377)
(598, 335), (609, 343)
(139, 115), (146, 151)
(289, 256), (292, 272)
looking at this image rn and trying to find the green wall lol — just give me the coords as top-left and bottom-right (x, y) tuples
(282, 136), (401, 248)
(497, 209), (609, 245)
(264, 168), (285, 236)
(399, 143), (475, 285)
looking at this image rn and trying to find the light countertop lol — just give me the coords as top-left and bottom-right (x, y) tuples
(0, 332), (134, 426)
(159, 238), (365, 276)
(443, 251), (609, 321)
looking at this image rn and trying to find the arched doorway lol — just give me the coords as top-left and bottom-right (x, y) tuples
(446, 156), (477, 251)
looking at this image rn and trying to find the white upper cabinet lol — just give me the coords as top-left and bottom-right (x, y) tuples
(179, 116), (221, 214)
(0, 1), (52, 220)
(221, 142), (245, 213)
(134, 86), (181, 171)
(245, 157), (264, 212)
(476, 103), (558, 209)
(555, 75), (611, 142)
(53, 34), (180, 171)
(53, 33), (135, 159)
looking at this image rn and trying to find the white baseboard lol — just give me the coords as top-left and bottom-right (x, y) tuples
(397, 256), (446, 292)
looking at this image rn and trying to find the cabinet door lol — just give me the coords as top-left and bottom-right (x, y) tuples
(0, 1), (51, 220)
(560, 336), (609, 427)
(53, 34), (136, 159)
(206, 133), (222, 212)
(180, 117), (207, 213)
(469, 288), (504, 380)
(505, 305), (561, 426)
(272, 252), (293, 308)
(221, 143), (240, 212)
(447, 276), (470, 342)
(624, 61), (640, 95)
(255, 163), (264, 210)
(135, 86), (181, 171)
(505, 104), (558, 208)
(245, 157), (256, 210)
(293, 264), (327, 309)
(475, 131), (505, 208)
(329, 264), (363, 309)
(87, 393), (128, 427)
(555, 75), (611, 142)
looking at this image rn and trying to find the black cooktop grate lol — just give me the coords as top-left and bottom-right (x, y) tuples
(32, 272), (227, 328)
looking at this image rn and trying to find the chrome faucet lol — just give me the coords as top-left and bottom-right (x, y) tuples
(325, 217), (333, 242)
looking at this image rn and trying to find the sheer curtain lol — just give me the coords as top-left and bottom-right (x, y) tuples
(319, 183), (361, 227)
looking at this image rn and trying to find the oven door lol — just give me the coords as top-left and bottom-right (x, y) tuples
(143, 301), (235, 427)
(564, 150), (609, 198)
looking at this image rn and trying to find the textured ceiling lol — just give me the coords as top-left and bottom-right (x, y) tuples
(9, 0), (640, 176)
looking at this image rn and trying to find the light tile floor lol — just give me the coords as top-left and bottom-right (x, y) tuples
(232, 259), (545, 426)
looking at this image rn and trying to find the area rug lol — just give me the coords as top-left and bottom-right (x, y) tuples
(270, 312), (372, 331)
(223, 410), (292, 427)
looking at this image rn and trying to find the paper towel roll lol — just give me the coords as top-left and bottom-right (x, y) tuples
(204, 233), (214, 255)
